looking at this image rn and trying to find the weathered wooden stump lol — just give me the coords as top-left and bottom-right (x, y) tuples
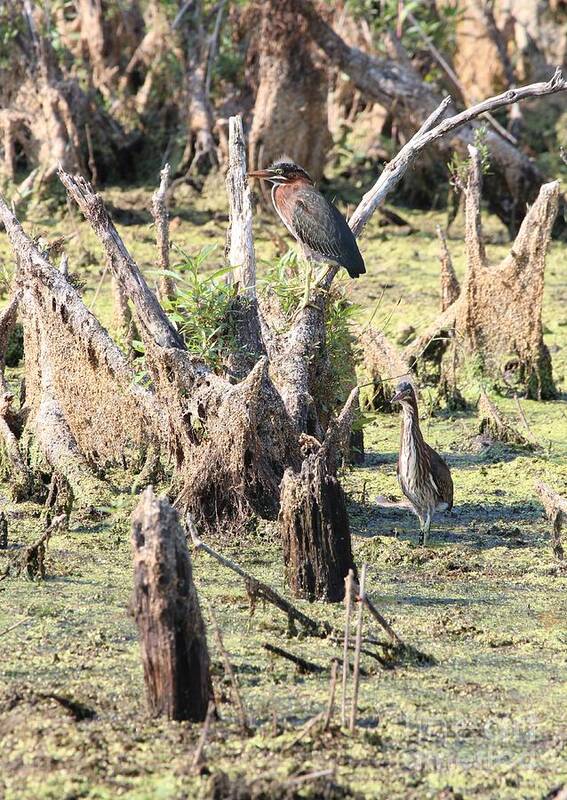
(131, 487), (212, 721)
(278, 391), (358, 603)
(279, 451), (355, 603)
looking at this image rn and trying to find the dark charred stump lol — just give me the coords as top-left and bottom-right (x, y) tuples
(279, 451), (355, 603)
(131, 487), (212, 721)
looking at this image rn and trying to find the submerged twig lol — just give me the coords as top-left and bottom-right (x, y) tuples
(349, 563), (367, 733)
(209, 604), (251, 735)
(264, 643), (325, 674)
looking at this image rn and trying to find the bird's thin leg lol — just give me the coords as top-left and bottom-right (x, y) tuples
(291, 257), (320, 315)
(420, 513), (432, 546)
(312, 265), (333, 288)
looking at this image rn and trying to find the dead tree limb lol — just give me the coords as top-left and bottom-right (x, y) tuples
(224, 115), (265, 378)
(131, 488), (212, 722)
(535, 482), (567, 560)
(290, 0), (567, 232)
(226, 116), (256, 296)
(151, 163), (174, 302)
(57, 167), (184, 350)
(186, 513), (334, 638)
(263, 643), (325, 674)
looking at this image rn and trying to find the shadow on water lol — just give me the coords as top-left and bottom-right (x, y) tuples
(348, 495), (545, 550)
(362, 446), (530, 470)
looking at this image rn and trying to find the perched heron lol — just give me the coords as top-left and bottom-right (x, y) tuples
(391, 381), (453, 545)
(247, 160), (366, 279)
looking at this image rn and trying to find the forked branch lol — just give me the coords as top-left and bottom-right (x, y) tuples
(348, 68), (567, 238)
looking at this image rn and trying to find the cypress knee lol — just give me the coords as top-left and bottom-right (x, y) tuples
(131, 487), (212, 721)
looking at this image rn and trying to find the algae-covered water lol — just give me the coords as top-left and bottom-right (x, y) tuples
(0, 182), (566, 799)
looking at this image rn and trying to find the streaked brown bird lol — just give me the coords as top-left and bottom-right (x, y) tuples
(247, 160), (366, 279)
(391, 381), (453, 545)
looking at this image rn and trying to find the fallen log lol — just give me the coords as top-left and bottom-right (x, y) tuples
(535, 482), (567, 560)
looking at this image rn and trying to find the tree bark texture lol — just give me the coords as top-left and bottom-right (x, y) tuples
(248, 0), (332, 186)
(131, 486), (212, 721)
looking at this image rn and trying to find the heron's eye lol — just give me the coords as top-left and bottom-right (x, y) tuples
(274, 168), (283, 175)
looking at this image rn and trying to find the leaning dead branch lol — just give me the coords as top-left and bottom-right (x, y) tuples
(478, 391), (534, 448)
(57, 167), (184, 350)
(348, 69), (566, 236)
(291, 0), (567, 231)
(264, 643), (325, 675)
(186, 514), (334, 637)
(535, 482), (567, 560)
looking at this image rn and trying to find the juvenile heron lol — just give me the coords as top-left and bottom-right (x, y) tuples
(391, 381), (453, 545)
(247, 160), (366, 279)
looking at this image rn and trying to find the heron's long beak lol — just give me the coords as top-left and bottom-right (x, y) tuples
(247, 169), (273, 180)
(390, 390), (404, 404)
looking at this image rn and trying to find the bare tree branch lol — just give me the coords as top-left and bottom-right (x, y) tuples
(348, 68), (567, 238)
(226, 115), (256, 296)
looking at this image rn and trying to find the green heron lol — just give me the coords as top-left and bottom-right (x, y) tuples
(391, 381), (453, 545)
(247, 160), (365, 278)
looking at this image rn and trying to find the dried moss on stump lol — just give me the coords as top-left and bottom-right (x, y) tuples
(407, 146), (559, 400)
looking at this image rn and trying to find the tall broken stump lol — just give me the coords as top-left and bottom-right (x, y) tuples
(279, 452), (355, 603)
(131, 487), (212, 721)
